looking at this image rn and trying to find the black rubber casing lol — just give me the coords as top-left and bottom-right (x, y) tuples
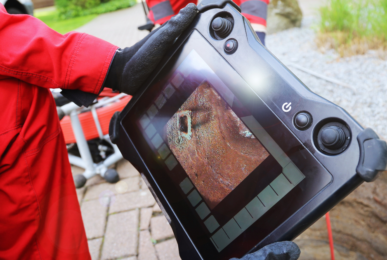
(109, 0), (387, 259)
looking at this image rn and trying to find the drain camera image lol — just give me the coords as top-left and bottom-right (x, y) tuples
(164, 81), (269, 209)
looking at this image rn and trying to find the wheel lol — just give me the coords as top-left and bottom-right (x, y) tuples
(74, 174), (87, 188)
(7, 7), (23, 14)
(104, 169), (119, 183)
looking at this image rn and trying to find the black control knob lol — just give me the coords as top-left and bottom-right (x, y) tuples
(294, 112), (312, 130)
(320, 126), (346, 149)
(224, 39), (238, 54)
(211, 17), (233, 38)
(316, 121), (351, 155)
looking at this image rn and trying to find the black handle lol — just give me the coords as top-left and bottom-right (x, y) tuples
(356, 128), (387, 182)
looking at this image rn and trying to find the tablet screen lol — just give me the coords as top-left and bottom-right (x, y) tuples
(164, 80), (269, 209)
(124, 31), (331, 259)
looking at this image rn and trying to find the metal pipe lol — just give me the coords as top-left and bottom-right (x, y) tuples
(68, 154), (86, 168)
(69, 110), (95, 176)
(91, 106), (104, 139)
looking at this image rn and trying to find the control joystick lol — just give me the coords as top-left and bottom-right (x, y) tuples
(211, 17), (233, 38)
(316, 122), (351, 155)
(320, 126), (346, 149)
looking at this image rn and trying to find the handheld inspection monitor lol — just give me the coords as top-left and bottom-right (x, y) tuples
(109, 1), (387, 259)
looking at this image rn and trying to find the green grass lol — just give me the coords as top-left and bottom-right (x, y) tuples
(35, 0), (137, 34)
(57, 0), (136, 19)
(317, 0), (387, 56)
(36, 10), (97, 34)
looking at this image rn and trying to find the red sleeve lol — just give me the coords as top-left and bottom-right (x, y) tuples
(0, 4), (118, 94)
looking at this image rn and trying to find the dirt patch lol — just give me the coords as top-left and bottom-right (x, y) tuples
(295, 171), (387, 260)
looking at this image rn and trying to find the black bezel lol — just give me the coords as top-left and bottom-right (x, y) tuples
(121, 30), (333, 260)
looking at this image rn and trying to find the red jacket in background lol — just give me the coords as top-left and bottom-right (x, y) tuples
(147, 0), (269, 31)
(234, 0), (270, 29)
(0, 4), (117, 259)
(147, 0), (196, 24)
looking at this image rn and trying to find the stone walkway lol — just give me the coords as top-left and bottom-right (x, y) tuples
(73, 160), (180, 260)
(75, 3), (148, 48)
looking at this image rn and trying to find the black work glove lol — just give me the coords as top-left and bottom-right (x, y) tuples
(230, 242), (300, 260)
(104, 3), (198, 95)
(61, 4), (197, 107)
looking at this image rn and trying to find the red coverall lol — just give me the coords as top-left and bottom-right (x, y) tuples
(147, 0), (269, 31)
(0, 5), (117, 259)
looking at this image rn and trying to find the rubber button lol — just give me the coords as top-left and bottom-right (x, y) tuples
(320, 126), (346, 149)
(224, 39), (238, 54)
(294, 112), (312, 130)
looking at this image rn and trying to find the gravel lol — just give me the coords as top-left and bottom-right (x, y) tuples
(266, 19), (387, 139)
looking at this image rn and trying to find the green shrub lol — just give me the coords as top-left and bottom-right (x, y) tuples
(56, 0), (136, 19)
(317, 0), (387, 56)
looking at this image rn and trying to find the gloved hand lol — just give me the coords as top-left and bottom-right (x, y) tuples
(230, 242), (300, 260)
(104, 3), (198, 95)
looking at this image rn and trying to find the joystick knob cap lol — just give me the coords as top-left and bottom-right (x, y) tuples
(320, 126), (346, 150)
(316, 121), (351, 155)
(211, 17), (233, 38)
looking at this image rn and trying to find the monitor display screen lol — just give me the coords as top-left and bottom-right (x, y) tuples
(164, 81), (269, 209)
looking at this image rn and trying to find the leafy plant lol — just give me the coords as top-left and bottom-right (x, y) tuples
(317, 0), (387, 57)
(56, 0), (136, 19)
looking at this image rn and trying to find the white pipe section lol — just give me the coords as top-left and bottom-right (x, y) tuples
(61, 102), (81, 115)
(70, 110), (95, 174)
(68, 154), (86, 168)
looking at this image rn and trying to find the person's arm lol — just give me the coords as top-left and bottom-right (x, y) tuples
(0, 4), (198, 107)
(0, 4), (117, 96)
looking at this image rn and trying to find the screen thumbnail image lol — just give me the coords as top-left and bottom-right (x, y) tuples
(164, 81), (269, 209)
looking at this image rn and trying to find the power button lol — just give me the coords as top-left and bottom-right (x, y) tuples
(224, 39), (238, 54)
(294, 112), (312, 130)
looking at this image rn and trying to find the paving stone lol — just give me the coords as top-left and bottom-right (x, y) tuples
(71, 165), (84, 176)
(84, 176), (140, 201)
(151, 216), (174, 241)
(152, 203), (161, 213)
(110, 189), (155, 214)
(140, 178), (148, 189)
(85, 175), (106, 187)
(88, 238), (102, 260)
(120, 257), (137, 260)
(155, 239), (181, 260)
(115, 177), (140, 194)
(77, 187), (85, 204)
(138, 230), (157, 260)
(140, 208), (153, 230)
(116, 159), (140, 178)
(70, 166), (105, 187)
(81, 199), (108, 239)
(102, 210), (139, 259)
